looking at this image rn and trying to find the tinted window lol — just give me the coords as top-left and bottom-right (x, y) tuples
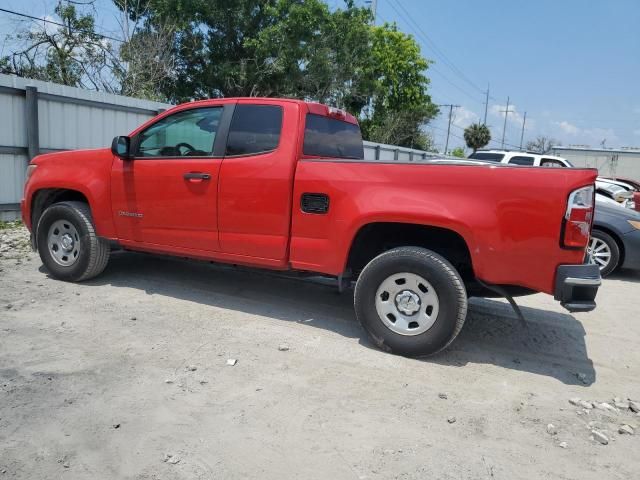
(508, 156), (535, 166)
(136, 107), (222, 157)
(303, 114), (364, 159)
(225, 105), (283, 156)
(468, 152), (505, 162)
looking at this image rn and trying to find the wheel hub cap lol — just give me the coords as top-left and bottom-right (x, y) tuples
(47, 220), (80, 267)
(375, 272), (440, 336)
(395, 290), (421, 315)
(60, 234), (74, 251)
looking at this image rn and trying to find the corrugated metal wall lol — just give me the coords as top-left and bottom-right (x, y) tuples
(551, 147), (640, 180)
(0, 74), (169, 220)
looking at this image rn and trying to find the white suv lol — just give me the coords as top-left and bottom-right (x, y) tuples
(468, 149), (573, 167)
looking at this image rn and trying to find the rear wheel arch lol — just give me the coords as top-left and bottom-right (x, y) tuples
(344, 222), (475, 282)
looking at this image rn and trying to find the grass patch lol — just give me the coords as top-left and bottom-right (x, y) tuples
(0, 220), (23, 230)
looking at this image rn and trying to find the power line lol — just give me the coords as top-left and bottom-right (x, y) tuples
(381, 4), (484, 105)
(0, 6), (124, 43)
(391, 0), (485, 94)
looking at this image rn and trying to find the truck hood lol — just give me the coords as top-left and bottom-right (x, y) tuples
(31, 147), (111, 165)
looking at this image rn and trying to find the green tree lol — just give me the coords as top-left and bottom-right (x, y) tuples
(464, 123), (491, 152)
(450, 147), (466, 158)
(360, 23), (438, 148)
(114, 1), (438, 147)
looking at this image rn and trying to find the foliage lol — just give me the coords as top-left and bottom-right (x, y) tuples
(464, 123), (492, 152)
(359, 23), (438, 148)
(526, 135), (558, 154)
(450, 147), (466, 158)
(0, 220), (23, 230)
(2, 0), (439, 146)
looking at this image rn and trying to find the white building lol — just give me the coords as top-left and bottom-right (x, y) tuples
(551, 146), (640, 180)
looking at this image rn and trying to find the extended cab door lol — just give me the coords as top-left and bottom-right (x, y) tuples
(111, 104), (232, 251)
(217, 100), (299, 261)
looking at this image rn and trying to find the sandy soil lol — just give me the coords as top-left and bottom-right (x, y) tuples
(1, 224), (639, 479)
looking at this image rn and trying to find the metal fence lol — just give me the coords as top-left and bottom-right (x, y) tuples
(0, 74), (441, 220)
(0, 74), (169, 220)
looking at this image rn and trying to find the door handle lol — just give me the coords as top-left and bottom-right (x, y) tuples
(183, 172), (211, 180)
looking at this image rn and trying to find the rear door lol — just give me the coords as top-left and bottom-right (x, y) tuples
(217, 100), (299, 261)
(111, 104), (232, 251)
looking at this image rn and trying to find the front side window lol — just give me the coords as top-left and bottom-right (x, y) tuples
(136, 107), (222, 157)
(225, 105), (283, 156)
(303, 114), (364, 159)
(468, 152), (505, 162)
(508, 155), (534, 166)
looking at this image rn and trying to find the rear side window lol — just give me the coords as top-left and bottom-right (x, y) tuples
(541, 158), (567, 168)
(508, 156), (535, 166)
(468, 152), (505, 162)
(303, 114), (364, 159)
(225, 105), (283, 156)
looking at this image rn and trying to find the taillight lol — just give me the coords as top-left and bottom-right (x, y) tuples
(562, 185), (594, 248)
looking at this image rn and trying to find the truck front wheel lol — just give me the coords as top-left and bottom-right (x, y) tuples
(36, 201), (110, 282)
(354, 247), (467, 357)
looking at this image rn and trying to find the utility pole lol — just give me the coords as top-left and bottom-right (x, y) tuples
(500, 96), (514, 149)
(519, 111), (527, 150)
(365, 0), (378, 24)
(439, 104), (460, 155)
(483, 83), (490, 125)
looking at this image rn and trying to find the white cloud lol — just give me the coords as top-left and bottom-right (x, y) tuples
(451, 106), (479, 129)
(550, 120), (619, 146)
(489, 103), (534, 130)
(555, 120), (580, 135)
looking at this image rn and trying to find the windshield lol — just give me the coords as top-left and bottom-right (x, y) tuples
(468, 152), (505, 162)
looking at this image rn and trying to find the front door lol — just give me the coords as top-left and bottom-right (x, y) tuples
(111, 105), (227, 251)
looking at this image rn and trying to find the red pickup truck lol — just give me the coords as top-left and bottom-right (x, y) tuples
(21, 98), (601, 356)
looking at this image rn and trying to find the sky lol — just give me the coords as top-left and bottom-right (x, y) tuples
(1, 0), (639, 152)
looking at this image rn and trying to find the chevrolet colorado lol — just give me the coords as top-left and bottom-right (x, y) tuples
(21, 98), (601, 356)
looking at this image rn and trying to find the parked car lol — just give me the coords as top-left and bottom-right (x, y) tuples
(21, 98), (601, 357)
(590, 198), (640, 276)
(600, 176), (640, 212)
(595, 179), (636, 210)
(468, 149), (573, 167)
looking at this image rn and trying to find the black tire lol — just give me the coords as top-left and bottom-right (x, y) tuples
(36, 201), (110, 281)
(354, 247), (467, 357)
(590, 229), (620, 277)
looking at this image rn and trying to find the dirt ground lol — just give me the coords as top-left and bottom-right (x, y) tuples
(1, 224), (639, 480)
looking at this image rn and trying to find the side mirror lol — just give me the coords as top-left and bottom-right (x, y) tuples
(111, 136), (132, 159)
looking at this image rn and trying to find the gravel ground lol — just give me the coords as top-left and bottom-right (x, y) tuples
(1, 224), (639, 479)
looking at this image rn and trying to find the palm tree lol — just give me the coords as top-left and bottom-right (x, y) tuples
(464, 123), (491, 153)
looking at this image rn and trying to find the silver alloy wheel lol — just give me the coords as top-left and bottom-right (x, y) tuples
(47, 219), (80, 267)
(375, 272), (440, 336)
(587, 237), (611, 270)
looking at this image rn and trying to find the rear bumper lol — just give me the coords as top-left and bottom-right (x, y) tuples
(554, 264), (601, 313)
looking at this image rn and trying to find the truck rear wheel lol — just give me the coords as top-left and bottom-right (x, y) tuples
(354, 247), (467, 357)
(36, 201), (110, 282)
